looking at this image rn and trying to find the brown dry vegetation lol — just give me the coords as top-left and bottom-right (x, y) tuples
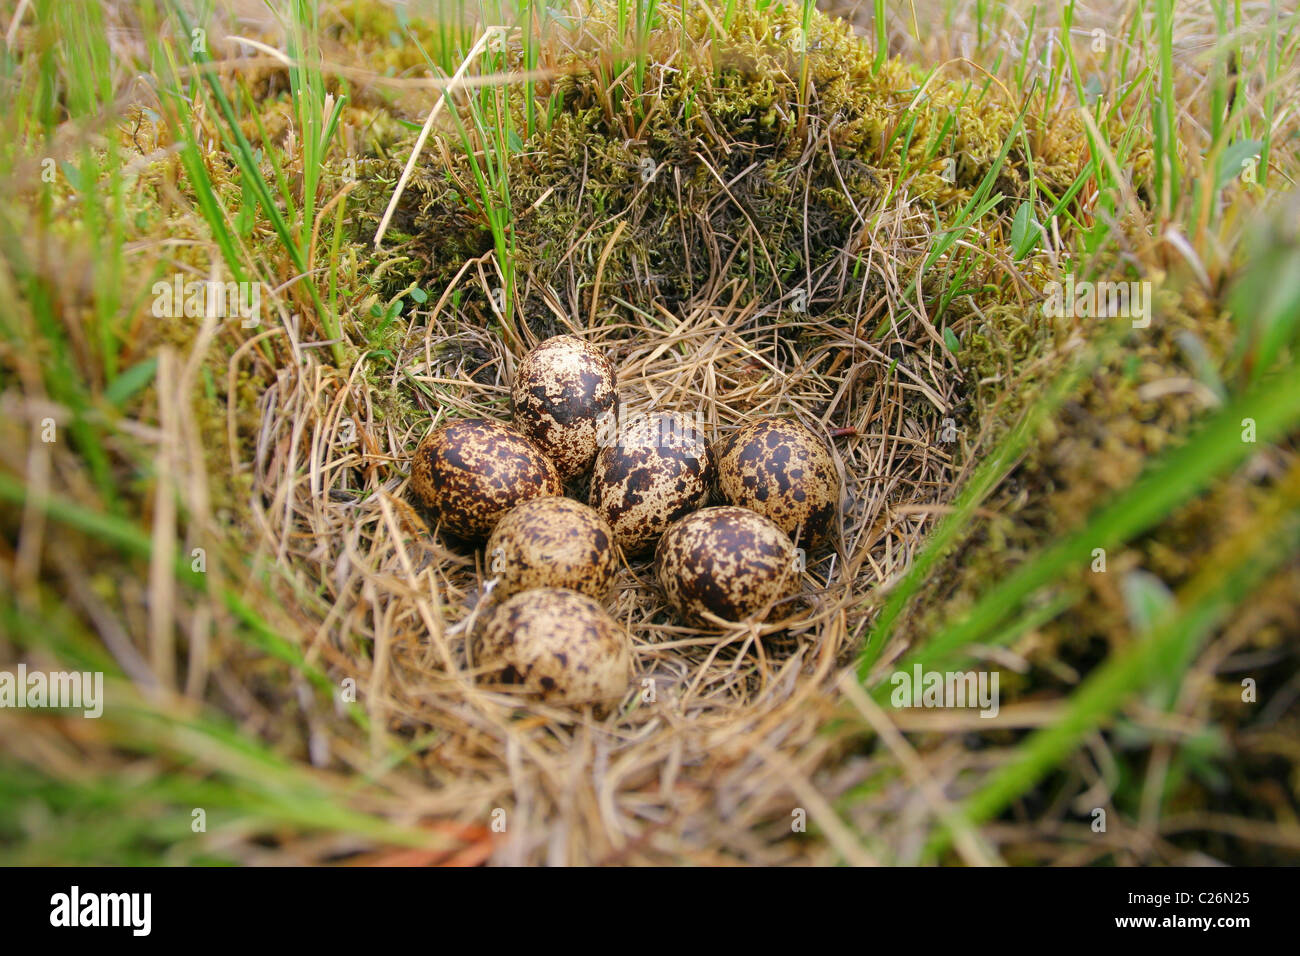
(1, 0), (1298, 865)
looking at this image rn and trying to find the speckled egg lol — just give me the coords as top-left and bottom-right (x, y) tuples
(656, 506), (802, 625)
(715, 417), (840, 548)
(484, 496), (619, 601)
(476, 587), (632, 705)
(510, 335), (618, 480)
(588, 410), (713, 556)
(409, 418), (562, 540)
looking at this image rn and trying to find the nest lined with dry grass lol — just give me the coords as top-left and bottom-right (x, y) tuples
(231, 2), (1034, 863)
(249, 279), (960, 862)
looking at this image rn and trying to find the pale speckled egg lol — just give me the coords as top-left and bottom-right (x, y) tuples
(588, 410), (713, 556)
(476, 587), (632, 705)
(655, 506), (801, 625)
(484, 496), (619, 601)
(409, 418), (562, 540)
(715, 417), (840, 548)
(511, 335), (618, 480)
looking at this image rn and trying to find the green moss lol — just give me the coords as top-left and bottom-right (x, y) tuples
(900, 253), (1300, 855)
(347, 1), (1089, 334)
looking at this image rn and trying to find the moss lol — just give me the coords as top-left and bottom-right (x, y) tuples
(902, 241), (1300, 854)
(345, 1), (1090, 335)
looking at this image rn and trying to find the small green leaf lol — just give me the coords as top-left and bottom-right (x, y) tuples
(1215, 138), (1262, 192)
(59, 162), (83, 192)
(942, 326), (960, 355)
(1010, 200), (1041, 260)
(104, 357), (159, 408)
(1121, 569), (1174, 634)
(1083, 75), (1103, 104)
(1174, 331), (1226, 400)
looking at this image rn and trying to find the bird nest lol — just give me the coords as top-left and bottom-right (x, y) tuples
(222, 0), (1047, 863)
(248, 276), (961, 862)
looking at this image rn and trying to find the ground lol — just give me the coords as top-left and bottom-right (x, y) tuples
(0, 0), (1298, 865)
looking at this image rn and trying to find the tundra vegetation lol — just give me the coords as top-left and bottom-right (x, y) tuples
(1, 0), (1298, 864)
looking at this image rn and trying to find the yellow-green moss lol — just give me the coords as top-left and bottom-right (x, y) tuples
(345, 1), (1089, 335)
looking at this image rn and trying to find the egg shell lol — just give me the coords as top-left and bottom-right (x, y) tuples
(410, 418), (562, 540)
(476, 587), (632, 705)
(485, 496), (619, 601)
(511, 335), (618, 480)
(715, 417), (840, 548)
(655, 505), (801, 625)
(588, 410), (713, 556)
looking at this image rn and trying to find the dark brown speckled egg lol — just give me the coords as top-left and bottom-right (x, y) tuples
(409, 418), (562, 540)
(655, 506), (802, 625)
(715, 417), (840, 548)
(485, 496), (619, 601)
(588, 410), (713, 556)
(476, 587), (632, 705)
(510, 335), (618, 480)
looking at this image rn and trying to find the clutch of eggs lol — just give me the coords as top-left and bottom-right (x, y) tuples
(406, 334), (841, 701)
